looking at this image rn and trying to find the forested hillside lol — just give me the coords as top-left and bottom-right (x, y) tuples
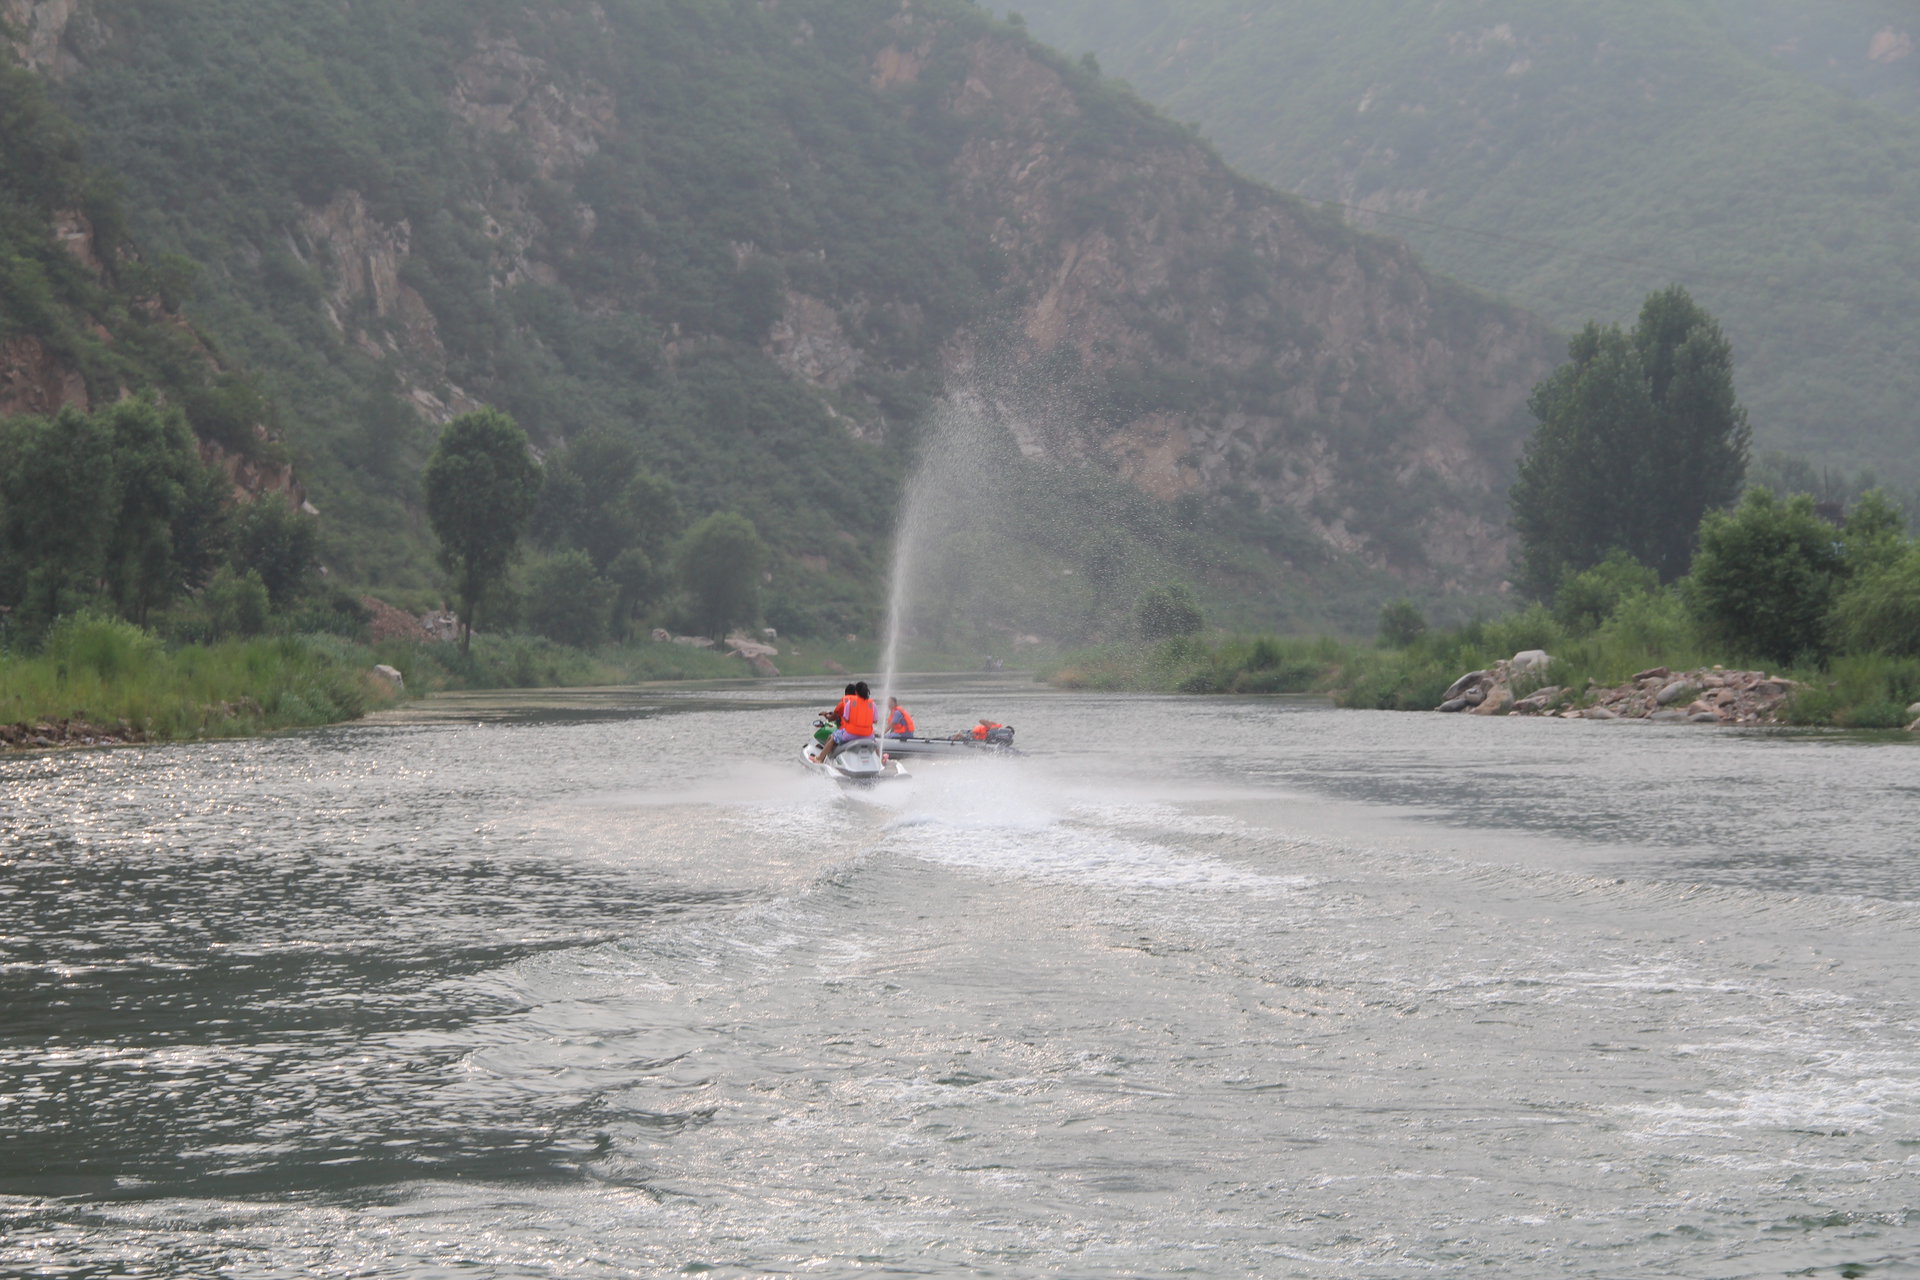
(2, 0), (1560, 644)
(1017, 0), (1920, 479)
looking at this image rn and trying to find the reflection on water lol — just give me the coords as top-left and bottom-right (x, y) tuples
(2, 680), (1917, 1277)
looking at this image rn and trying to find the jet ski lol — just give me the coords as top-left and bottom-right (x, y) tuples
(801, 728), (909, 784)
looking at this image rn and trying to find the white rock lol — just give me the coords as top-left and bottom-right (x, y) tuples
(1511, 649), (1551, 674)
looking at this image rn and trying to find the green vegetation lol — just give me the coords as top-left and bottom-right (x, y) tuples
(1015, 0), (1920, 482)
(422, 409), (542, 652)
(1510, 288), (1748, 593)
(0, 613), (386, 741)
(38, 0), (1017, 607)
(0, 399), (279, 639)
(676, 511), (770, 642)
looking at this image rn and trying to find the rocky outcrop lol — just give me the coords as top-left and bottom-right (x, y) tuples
(0, 334), (90, 417)
(0, 0), (92, 76)
(908, 29), (1558, 584)
(1438, 655), (1801, 725)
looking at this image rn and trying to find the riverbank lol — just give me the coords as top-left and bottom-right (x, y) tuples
(1040, 625), (1920, 731)
(0, 614), (989, 752)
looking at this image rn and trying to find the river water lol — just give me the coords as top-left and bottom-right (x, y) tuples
(2, 677), (1916, 1278)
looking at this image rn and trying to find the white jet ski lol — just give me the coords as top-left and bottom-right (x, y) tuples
(801, 732), (909, 785)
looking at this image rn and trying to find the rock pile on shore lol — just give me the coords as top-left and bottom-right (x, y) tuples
(0, 718), (149, 750)
(1438, 656), (1803, 725)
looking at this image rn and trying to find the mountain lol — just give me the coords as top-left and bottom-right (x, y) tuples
(1015, 0), (1920, 481)
(1, 0), (1560, 640)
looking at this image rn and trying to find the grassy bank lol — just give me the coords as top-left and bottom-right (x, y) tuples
(0, 613), (1003, 750)
(0, 614), (394, 744)
(1041, 594), (1920, 730)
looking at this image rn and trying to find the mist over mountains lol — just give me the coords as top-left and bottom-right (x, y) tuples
(1018, 0), (1920, 482)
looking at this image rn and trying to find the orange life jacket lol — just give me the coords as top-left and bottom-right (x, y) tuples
(840, 696), (876, 737)
(888, 707), (915, 735)
(971, 721), (1003, 740)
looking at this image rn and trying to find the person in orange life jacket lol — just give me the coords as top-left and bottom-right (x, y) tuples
(826, 681), (877, 756)
(886, 697), (915, 738)
(812, 684), (857, 761)
(970, 718), (1004, 740)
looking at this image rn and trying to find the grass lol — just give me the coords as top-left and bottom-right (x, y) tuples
(0, 613), (1025, 750)
(1040, 590), (1920, 731)
(0, 613), (389, 741)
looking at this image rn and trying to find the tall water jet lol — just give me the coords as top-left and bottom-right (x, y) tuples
(876, 354), (1173, 729)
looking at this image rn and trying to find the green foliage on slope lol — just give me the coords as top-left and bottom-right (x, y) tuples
(50, 0), (1017, 612)
(1016, 0), (1920, 477)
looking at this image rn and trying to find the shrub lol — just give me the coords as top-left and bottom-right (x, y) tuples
(1554, 550), (1659, 636)
(43, 611), (162, 681)
(1377, 599), (1427, 648)
(1688, 489), (1840, 666)
(1135, 583), (1203, 641)
(1832, 547), (1920, 658)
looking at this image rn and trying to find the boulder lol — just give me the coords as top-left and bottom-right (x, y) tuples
(1469, 685), (1513, 716)
(1906, 701), (1920, 720)
(1442, 670), (1491, 701)
(1583, 707), (1620, 720)
(1649, 709), (1691, 723)
(1633, 666), (1671, 683)
(1511, 686), (1565, 714)
(1437, 697), (1474, 713)
(726, 631), (779, 660)
(1688, 712), (1720, 724)
(1511, 649), (1552, 674)
(420, 610), (461, 643)
(370, 664), (404, 691)
(1656, 680), (1697, 706)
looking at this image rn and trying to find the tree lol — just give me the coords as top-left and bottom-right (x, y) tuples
(676, 511), (767, 640)
(0, 407), (114, 630)
(423, 409), (541, 652)
(1687, 489), (1840, 666)
(524, 549), (615, 648)
(1135, 583), (1203, 641)
(1511, 287), (1749, 595)
(229, 496), (319, 608)
(99, 399), (229, 625)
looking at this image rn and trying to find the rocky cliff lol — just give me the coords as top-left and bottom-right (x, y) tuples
(6, 0), (1561, 615)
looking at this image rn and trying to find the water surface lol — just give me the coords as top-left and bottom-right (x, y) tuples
(3, 680), (1915, 1277)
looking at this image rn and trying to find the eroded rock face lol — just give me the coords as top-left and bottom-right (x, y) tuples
(0, 0), (91, 76)
(0, 335), (90, 417)
(925, 34), (1556, 585)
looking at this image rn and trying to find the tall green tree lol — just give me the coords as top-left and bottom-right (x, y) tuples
(676, 511), (767, 641)
(0, 407), (114, 629)
(1511, 287), (1749, 595)
(99, 399), (229, 626)
(423, 408), (541, 652)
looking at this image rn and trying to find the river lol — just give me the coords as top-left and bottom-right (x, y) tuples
(2, 677), (1916, 1278)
